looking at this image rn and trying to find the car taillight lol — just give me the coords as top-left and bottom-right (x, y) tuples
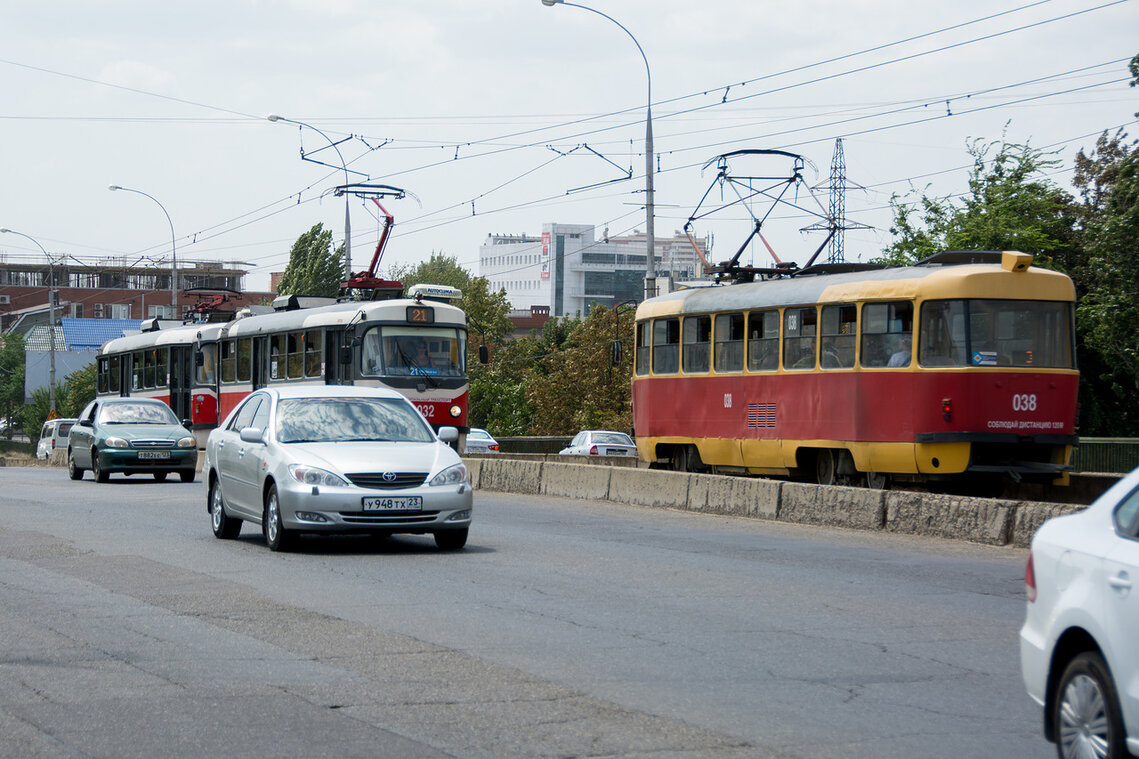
(1025, 552), (1036, 603)
(589, 445), (598, 455)
(489, 444), (499, 451)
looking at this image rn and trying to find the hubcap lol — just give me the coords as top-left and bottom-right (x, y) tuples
(267, 495), (279, 543)
(1058, 673), (1110, 759)
(211, 487), (222, 530)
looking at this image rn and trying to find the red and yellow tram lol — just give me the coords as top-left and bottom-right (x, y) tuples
(632, 251), (1079, 487)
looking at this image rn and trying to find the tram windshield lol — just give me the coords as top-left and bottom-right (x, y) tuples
(918, 299), (1074, 368)
(360, 326), (466, 378)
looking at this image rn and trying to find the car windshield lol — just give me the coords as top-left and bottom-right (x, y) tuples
(593, 432), (633, 445)
(276, 397), (435, 444)
(98, 403), (178, 425)
(469, 430), (491, 440)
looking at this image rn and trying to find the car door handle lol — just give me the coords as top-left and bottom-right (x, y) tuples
(1108, 573), (1131, 591)
(237, 447), (245, 457)
(217, 441), (225, 449)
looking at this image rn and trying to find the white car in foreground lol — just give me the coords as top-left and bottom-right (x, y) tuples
(1021, 466), (1139, 759)
(204, 385), (472, 551)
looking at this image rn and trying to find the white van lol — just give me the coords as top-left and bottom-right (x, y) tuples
(36, 418), (77, 460)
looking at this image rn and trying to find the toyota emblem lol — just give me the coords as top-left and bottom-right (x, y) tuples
(382, 472), (398, 482)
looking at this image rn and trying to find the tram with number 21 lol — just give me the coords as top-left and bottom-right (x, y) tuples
(95, 284), (471, 447)
(631, 251), (1079, 488)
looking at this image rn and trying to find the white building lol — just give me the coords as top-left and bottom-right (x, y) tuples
(479, 223), (710, 317)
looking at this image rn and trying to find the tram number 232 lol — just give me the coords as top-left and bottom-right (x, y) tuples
(1011, 394), (1038, 412)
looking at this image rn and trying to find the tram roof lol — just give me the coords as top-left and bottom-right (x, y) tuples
(637, 260), (1075, 319)
(222, 296), (466, 338)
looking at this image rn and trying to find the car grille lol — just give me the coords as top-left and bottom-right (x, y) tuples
(339, 511), (440, 525)
(345, 472), (428, 489)
(130, 439), (176, 449)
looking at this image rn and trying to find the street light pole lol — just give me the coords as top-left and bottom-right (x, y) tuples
(266, 114), (354, 280)
(0, 227), (57, 415)
(541, 0), (656, 300)
(107, 185), (178, 317)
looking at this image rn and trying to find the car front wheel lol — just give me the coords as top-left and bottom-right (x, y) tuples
(92, 450), (109, 483)
(210, 479), (242, 539)
(1054, 651), (1128, 759)
(434, 528), (468, 550)
(263, 485), (295, 551)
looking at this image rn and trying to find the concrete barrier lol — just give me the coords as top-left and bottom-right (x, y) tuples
(608, 468), (691, 509)
(479, 458), (543, 495)
(541, 462), (612, 501)
(781, 482), (886, 530)
(885, 491), (1013, 545)
(689, 474), (780, 519)
(1010, 502), (1086, 548)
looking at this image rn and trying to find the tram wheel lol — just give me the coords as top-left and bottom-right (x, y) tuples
(815, 450), (837, 486)
(865, 471), (889, 489)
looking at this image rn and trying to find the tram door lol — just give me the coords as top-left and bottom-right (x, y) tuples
(251, 336), (269, 390)
(169, 346), (193, 422)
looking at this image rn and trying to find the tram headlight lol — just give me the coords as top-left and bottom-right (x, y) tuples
(449, 405), (462, 418)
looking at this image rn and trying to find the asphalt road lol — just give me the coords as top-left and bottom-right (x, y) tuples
(0, 467), (1053, 758)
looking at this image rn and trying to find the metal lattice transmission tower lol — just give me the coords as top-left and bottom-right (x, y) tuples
(806, 138), (872, 263)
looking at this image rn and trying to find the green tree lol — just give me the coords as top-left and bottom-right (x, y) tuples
(276, 223), (344, 297)
(882, 137), (1079, 268)
(61, 363), (96, 418)
(527, 306), (634, 435)
(1072, 129), (1139, 435)
(0, 333), (26, 438)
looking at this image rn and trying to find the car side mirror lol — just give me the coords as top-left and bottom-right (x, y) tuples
(437, 426), (459, 442)
(78, 419), (93, 428)
(340, 346), (352, 365)
(181, 418), (192, 429)
(239, 427), (264, 444)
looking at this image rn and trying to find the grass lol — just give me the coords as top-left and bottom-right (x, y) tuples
(0, 440), (36, 457)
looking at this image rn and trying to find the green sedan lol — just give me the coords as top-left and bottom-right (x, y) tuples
(68, 397), (198, 483)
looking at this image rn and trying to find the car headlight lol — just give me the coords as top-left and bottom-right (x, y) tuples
(288, 464), (349, 488)
(176, 436), (196, 448)
(105, 437), (129, 449)
(429, 463), (467, 487)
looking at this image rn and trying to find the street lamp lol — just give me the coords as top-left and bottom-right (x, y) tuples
(266, 113), (355, 280)
(541, 0), (656, 300)
(0, 227), (57, 414)
(107, 185), (178, 316)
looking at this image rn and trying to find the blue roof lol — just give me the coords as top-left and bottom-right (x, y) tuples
(60, 318), (143, 351)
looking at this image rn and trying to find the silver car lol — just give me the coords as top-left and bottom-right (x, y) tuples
(559, 430), (637, 457)
(203, 385), (473, 551)
(464, 428), (499, 454)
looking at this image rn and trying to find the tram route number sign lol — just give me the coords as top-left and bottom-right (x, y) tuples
(407, 306), (434, 324)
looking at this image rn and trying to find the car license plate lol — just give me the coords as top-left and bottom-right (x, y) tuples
(362, 496), (422, 511)
(137, 451), (170, 459)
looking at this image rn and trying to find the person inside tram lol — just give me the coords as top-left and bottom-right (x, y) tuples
(887, 334), (912, 367)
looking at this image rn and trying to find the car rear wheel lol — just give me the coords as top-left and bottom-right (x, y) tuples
(1054, 651), (1128, 759)
(92, 450), (109, 483)
(263, 485), (295, 551)
(434, 528), (468, 550)
(67, 449), (84, 480)
(180, 468), (195, 483)
(153, 471), (168, 482)
(210, 479), (242, 539)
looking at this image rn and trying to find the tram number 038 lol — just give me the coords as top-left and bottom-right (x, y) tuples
(1012, 394), (1038, 412)
(415, 403), (435, 419)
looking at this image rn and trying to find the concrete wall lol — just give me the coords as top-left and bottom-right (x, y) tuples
(467, 457), (1090, 548)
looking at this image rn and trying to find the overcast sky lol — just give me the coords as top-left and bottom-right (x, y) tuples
(1, 0), (1135, 293)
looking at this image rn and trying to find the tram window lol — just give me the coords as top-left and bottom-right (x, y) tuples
(197, 343), (217, 385)
(635, 321), (651, 376)
(919, 299), (1074, 368)
(132, 351), (144, 390)
(820, 304), (856, 369)
(304, 330), (323, 378)
(362, 326), (465, 378)
(860, 301), (913, 368)
(97, 357), (108, 394)
(783, 307), (817, 370)
(652, 318), (680, 374)
(156, 348), (169, 387)
(109, 355), (120, 393)
(682, 315), (711, 373)
(271, 334), (286, 380)
(714, 313), (745, 372)
(236, 338), (251, 382)
(220, 340), (236, 383)
(287, 331), (304, 379)
(143, 350), (156, 389)
(747, 310), (779, 371)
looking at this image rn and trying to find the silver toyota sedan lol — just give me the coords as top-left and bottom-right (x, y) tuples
(203, 385), (472, 551)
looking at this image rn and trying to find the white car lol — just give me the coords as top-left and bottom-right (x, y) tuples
(36, 417), (77, 460)
(1020, 466), (1139, 759)
(464, 428), (499, 454)
(203, 385), (473, 551)
(559, 430), (637, 457)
